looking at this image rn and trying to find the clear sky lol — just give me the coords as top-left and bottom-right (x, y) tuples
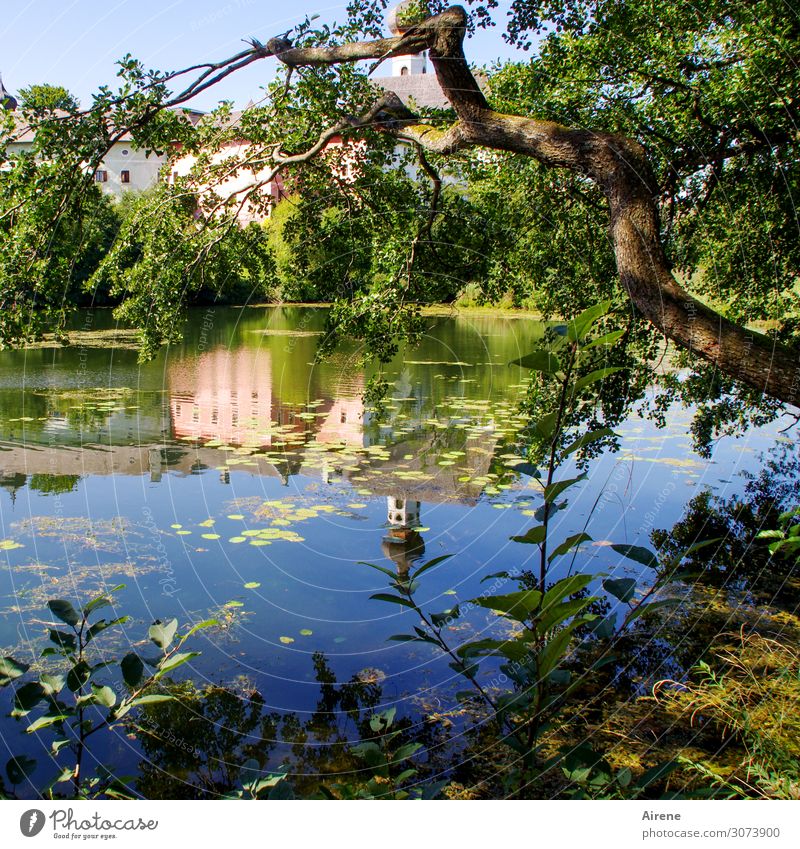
(1, 1), (527, 111)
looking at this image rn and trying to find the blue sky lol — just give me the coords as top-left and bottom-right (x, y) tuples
(2, 1), (528, 111)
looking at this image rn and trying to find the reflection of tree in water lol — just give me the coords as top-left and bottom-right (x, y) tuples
(28, 474), (81, 496)
(651, 442), (800, 605)
(132, 653), (447, 799)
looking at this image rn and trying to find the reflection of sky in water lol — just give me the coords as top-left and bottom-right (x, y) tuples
(0, 306), (796, 783)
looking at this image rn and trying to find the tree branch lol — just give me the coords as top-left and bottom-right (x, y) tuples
(268, 5), (800, 406)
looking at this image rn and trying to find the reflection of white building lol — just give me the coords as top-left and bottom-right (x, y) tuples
(169, 348), (274, 445)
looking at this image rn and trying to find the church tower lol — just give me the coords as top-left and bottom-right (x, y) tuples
(387, 2), (429, 76)
(0, 73), (17, 111)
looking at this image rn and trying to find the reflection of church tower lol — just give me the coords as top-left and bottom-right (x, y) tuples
(0, 472), (27, 505)
(387, 496), (420, 528)
(387, 3), (429, 76)
(382, 496), (424, 577)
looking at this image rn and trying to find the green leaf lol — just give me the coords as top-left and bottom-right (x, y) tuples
(6, 755), (36, 785)
(148, 618), (178, 650)
(583, 330), (625, 349)
(626, 597), (682, 624)
(82, 584), (125, 616)
(39, 673), (65, 696)
(27, 713), (70, 733)
(392, 742), (422, 762)
(127, 694), (175, 707)
(431, 606), (459, 627)
(120, 653), (144, 688)
(14, 681), (45, 712)
(510, 525), (546, 545)
(567, 301), (612, 341)
(588, 616), (617, 639)
(533, 411), (559, 440)
(542, 574), (594, 608)
(561, 428), (615, 458)
(0, 656), (29, 686)
(66, 661), (91, 692)
(548, 533), (592, 562)
(610, 544), (659, 569)
(51, 738), (71, 755)
(47, 599), (80, 627)
(544, 474), (587, 503)
(472, 589), (542, 621)
(536, 598), (596, 636)
(267, 779), (295, 800)
(603, 578), (637, 603)
(91, 684), (117, 708)
(369, 593), (417, 609)
(358, 560), (398, 580)
(184, 618), (219, 637)
(86, 616), (130, 643)
(411, 554), (452, 580)
(573, 367), (624, 393)
(156, 651), (200, 676)
(49, 630), (77, 652)
(510, 349), (562, 373)
(534, 628), (574, 679)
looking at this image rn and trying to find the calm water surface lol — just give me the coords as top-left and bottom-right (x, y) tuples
(0, 306), (791, 792)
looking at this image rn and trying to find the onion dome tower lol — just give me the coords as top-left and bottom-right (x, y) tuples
(387, 2), (430, 76)
(0, 73), (17, 111)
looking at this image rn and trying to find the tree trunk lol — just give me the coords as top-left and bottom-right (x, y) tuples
(272, 5), (800, 405)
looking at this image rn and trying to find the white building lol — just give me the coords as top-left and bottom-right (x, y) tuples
(1, 82), (203, 198)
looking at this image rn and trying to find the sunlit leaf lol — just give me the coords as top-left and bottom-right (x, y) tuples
(510, 350), (561, 373)
(567, 301), (612, 341)
(148, 618), (178, 650)
(548, 533), (592, 562)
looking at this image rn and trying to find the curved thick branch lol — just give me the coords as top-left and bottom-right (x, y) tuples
(269, 6), (800, 405)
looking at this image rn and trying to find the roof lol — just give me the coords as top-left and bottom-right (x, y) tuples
(4, 106), (204, 146)
(372, 73), (451, 110)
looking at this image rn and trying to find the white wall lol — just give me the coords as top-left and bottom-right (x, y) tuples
(3, 139), (165, 196)
(93, 142), (166, 197)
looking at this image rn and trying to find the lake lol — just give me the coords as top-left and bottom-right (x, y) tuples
(0, 305), (794, 797)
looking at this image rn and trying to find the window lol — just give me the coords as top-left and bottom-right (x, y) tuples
(120, 170), (130, 184)
(94, 170), (107, 183)
(121, 149), (129, 156)
(400, 66), (409, 76)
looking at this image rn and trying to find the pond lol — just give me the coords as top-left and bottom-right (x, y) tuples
(0, 305), (796, 798)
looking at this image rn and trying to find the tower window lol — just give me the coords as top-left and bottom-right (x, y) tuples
(400, 66), (409, 76)
(120, 170), (130, 184)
